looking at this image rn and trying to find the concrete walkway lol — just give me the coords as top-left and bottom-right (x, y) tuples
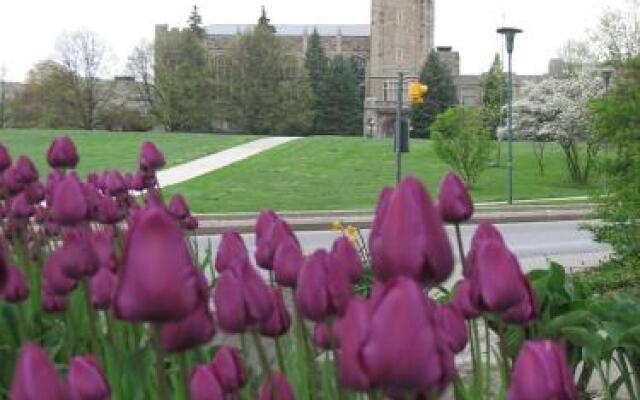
(157, 136), (300, 187)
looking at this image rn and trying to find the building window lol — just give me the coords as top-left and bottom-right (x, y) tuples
(383, 80), (409, 102)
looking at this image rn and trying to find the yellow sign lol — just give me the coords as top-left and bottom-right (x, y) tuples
(409, 81), (429, 104)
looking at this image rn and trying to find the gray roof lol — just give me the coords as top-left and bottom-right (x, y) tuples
(205, 24), (370, 37)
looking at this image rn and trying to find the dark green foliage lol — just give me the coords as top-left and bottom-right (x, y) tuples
(227, 23), (314, 134)
(590, 57), (640, 263)
(431, 106), (491, 185)
(314, 55), (363, 134)
(410, 51), (457, 138)
(482, 54), (506, 137)
(304, 29), (328, 132)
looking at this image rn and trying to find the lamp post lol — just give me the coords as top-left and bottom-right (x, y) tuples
(497, 27), (522, 205)
(601, 66), (614, 92)
(600, 66), (614, 193)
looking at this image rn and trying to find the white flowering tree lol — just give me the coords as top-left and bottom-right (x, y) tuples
(512, 75), (604, 183)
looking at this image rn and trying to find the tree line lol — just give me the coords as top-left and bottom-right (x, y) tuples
(1, 6), (365, 135)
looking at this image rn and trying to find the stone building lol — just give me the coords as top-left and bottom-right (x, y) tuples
(156, 0), (553, 136)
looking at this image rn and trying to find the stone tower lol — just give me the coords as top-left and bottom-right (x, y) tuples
(364, 0), (435, 137)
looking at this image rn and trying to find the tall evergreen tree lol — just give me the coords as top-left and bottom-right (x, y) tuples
(304, 29), (329, 132)
(482, 53), (506, 137)
(227, 19), (313, 134)
(410, 51), (457, 138)
(257, 6), (276, 33)
(316, 55), (362, 134)
(187, 5), (205, 37)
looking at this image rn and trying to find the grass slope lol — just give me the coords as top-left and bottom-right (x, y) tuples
(0, 129), (258, 176)
(166, 136), (596, 213)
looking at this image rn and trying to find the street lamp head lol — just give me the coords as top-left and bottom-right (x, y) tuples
(600, 66), (615, 91)
(497, 27), (523, 54)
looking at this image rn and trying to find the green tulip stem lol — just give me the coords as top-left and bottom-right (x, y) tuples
(496, 321), (511, 379)
(616, 350), (637, 400)
(468, 322), (479, 390)
(251, 329), (277, 400)
(274, 336), (286, 374)
(179, 352), (190, 400)
(293, 300), (316, 395)
(82, 281), (100, 355)
(326, 318), (345, 400)
(152, 324), (170, 400)
(484, 320), (491, 397)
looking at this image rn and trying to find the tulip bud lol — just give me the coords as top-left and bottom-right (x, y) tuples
(331, 236), (364, 283)
(182, 215), (199, 231)
(508, 341), (577, 400)
(161, 303), (216, 353)
(0, 244), (9, 291)
(100, 170), (126, 196)
(9, 193), (35, 219)
(259, 373), (295, 400)
(313, 321), (342, 350)
(10, 343), (69, 399)
(189, 365), (224, 400)
(214, 232), (250, 274)
(470, 240), (528, 313)
(435, 305), (468, 353)
(50, 173), (88, 226)
(213, 263), (274, 333)
(500, 275), (539, 324)
(259, 288), (291, 338)
(15, 156), (38, 184)
(295, 249), (352, 322)
(139, 142), (165, 172)
(464, 222), (504, 278)
(91, 230), (117, 272)
(41, 291), (68, 313)
(370, 177), (453, 284)
(114, 206), (200, 323)
(3, 266), (29, 303)
(451, 280), (481, 320)
(43, 251), (77, 296)
(68, 355), (110, 400)
(47, 136), (79, 169)
(255, 212), (299, 270)
(210, 347), (247, 393)
(0, 144), (11, 172)
(25, 181), (45, 204)
(129, 170), (147, 191)
(89, 267), (117, 310)
(168, 194), (190, 220)
(273, 235), (304, 287)
(3, 167), (24, 196)
(96, 195), (125, 225)
(438, 172), (474, 223)
(58, 227), (100, 279)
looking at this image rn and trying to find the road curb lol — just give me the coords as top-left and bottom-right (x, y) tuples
(194, 206), (594, 235)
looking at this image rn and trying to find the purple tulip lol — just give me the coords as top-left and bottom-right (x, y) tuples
(500, 274), (539, 324)
(259, 288), (291, 338)
(3, 167), (25, 196)
(47, 136), (79, 169)
(0, 144), (11, 172)
(9, 192), (35, 219)
(435, 305), (468, 353)
(213, 262), (274, 333)
(189, 365), (224, 400)
(168, 194), (191, 220)
(259, 372), (295, 400)
(161, 303), (216, 353)
(338, 278), (455, 394)
(96, 195), (125, 225)
(50, 173), (88, 226)
(89, 267), (117, 310)
(255, 212), (299, 270)
(464, 222), (504, 278)
(214, 232), (250, 274)
(313, 321), (342, 350)
(9, 343), (70, 399)
(103, 170), (127, 196)
(508, 341), (577, 400)
(15, 156), (38, 184)
(86, 172), (100, 187)
(470, 240), (528, 313)
(182, 215), (199, 231)
(129, 170), (147, 191)
(68, 355), (110, 400)
(332, 236), (364, 283)
(58, 227), (100, 279)
(139, 142), (165, 172)
(25, 181), (45, 204)
(273, 235), (304, 287)
(41, 291), (68, 313)
(210, 347), (247, 393)
(43, 251), (77, 296)
(0, 244), (9, 291)
(451, 280), (481, 320)
(295, 249), (352, 322)
(370, 177), (454, 284)
(114, 206), (200, 323)
(3, 266), (30, 303)
(91, 230), (117, 272)
(438, 172), (474, 223)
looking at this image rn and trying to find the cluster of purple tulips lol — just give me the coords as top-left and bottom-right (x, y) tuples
(0, 135), (579, 399)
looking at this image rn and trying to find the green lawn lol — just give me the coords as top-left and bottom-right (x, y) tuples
(0, 129), (259, 177)
(166, 136), (596, 213)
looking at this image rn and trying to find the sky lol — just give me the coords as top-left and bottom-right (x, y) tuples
(0, 0), (631, 82)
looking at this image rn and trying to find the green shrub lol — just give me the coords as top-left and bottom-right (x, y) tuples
(430, 106), (491, 185)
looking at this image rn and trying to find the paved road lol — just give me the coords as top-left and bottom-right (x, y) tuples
(157, 136), (300, 187)
(196, 220), (612, 282)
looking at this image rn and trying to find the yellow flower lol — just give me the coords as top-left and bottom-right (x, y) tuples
(346, 225), (358, 244)
(331, 220), (345, 233)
